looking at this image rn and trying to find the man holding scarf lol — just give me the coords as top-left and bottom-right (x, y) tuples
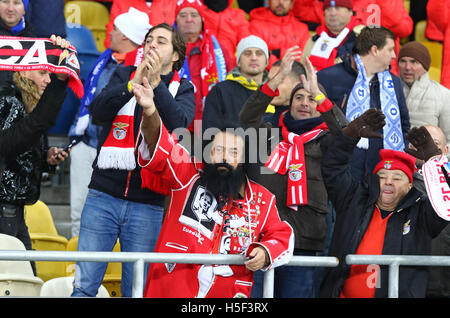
(317, 26), (410, 182)
(175, 0), (233, 137)
(67, 7), (150, 239)
(239, 49), (348, 297)
(301, 0), (365, 71)
(71, 23), (195, 298)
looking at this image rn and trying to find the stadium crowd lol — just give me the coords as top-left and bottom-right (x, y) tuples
(0, 0), (449, 299)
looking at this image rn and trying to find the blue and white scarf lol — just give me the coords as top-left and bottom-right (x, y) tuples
(73, 48), (113, 136)
(346, 54), (404, 151)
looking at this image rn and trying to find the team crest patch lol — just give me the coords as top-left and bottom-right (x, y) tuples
(288, 164), (303, 182)
(165, 263), (176, 273)
(403, 220), (410, 235)
(384, 160), (393, 170)
(112, 123), (129, 140)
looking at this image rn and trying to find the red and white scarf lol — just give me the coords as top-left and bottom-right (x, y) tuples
(309, 17), (362, 72)
(265, 112), (327, 211)
(97, 70), (181, 170)
(423, 155), (450, 220)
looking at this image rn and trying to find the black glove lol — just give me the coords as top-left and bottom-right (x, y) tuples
(342, 108), (385, 139)
(404, 126), (441, 161)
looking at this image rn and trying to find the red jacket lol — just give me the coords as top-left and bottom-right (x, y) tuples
(138, 120), (294, 298)
(248, 7), (310, 68)
(292, 0), (324, 25)
(104, 0), (177, 48)
(427, 0), (450, 89)
(202, 0), (251, 67)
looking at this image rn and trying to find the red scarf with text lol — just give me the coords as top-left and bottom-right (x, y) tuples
(265, 111), (327, 210)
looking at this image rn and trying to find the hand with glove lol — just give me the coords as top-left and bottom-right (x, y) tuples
(342, 108), (386, 139)
(405, 126), (442, 162)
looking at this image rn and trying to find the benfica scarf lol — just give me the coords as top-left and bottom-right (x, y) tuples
(423, 155), (450, 221)
(265, 111), (327, 211)
(0, 36), (83, 98)
(309, 17), (362, 72)
(97, 70), (181, 170)
(180, 31), (226, 88)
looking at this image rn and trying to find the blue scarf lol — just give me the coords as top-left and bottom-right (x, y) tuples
(346, 54), (404, 151)
(73, 48), (113, 136)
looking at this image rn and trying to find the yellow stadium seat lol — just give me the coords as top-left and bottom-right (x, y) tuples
(420, 40), (443, 69)
(428, 66), (442, 83)
(66, 236), (122, 297)
(64, 0), (110, 52)
(0, 234), (43, 296)
(24, 201), (68, 282)
(403, 0), (410, 13)
(40, 276), (109, 297)
(415, 20), (427, 42)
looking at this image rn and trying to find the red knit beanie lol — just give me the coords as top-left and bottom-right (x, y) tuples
(323, 0), (353, 10)
(373, 149), (416, 183)
(175, 0), (204, 18)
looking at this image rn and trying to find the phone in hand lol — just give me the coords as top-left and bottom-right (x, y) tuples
(54, 139), (77, 158)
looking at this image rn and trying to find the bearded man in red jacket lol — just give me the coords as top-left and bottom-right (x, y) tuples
(132, 77), (294, 298)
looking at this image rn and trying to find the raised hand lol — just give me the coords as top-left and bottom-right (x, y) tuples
(50, 34), (71, 80)
(343, 108), (386, 139)
(405, 126), (441, 161)
(266, 45), (302, 91)
(132, 77), (156, 117)
(300, 57), (323, 99)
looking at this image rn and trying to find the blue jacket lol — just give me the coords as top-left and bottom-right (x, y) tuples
(88, 66), (195, 205)
(317, 55), (410, 181)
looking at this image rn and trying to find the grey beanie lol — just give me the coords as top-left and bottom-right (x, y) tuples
(236, 35), (269, 63)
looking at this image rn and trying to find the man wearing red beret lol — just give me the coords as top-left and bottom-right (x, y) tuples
(319, 109), (450, 298)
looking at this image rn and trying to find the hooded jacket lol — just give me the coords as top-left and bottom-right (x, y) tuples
(202, 0), (251, 67)
(426, 0), (450, 89)
(248, 6), (310, 67)
(319, 133), (449, 298)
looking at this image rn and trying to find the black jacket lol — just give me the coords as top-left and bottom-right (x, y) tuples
(319, 134), (449, 298)
(88, 66), (195, 205)
(239, 88), (348, 251)
(0, 76), (67, 205)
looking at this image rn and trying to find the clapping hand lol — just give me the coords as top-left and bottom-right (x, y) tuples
(132, 77), (156, 117)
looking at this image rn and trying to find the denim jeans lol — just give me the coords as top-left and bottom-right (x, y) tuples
(71, 189), (163, 297)
(251, 249), (317, 298)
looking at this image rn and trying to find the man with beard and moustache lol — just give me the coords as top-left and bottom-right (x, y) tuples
(133, 77), (294, 298)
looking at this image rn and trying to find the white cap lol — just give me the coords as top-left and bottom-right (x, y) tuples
(114, 7), (151, 46)
(236, 35), (269, 63)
